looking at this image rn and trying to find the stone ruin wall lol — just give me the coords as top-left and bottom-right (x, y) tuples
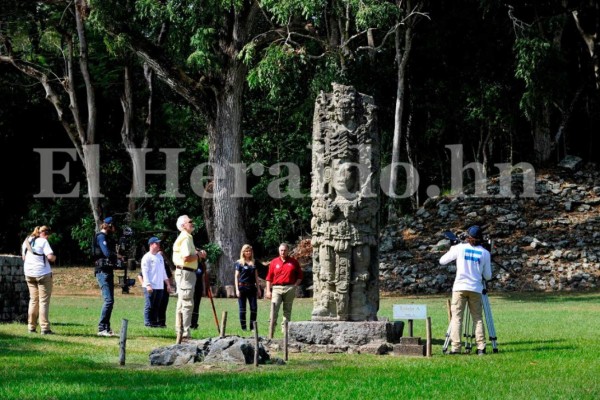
(0, 255), (28, 322)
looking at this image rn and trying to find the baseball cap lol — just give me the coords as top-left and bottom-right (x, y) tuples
(104, 216), (113, 225)
(148, 237), (161, 245)
(467, 225), (483, 239)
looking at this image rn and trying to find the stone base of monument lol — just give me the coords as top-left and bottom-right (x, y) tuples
(393, 336), (426, 356)
(287, 320), (404, 354)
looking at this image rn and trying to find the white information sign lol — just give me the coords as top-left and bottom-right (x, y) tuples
(393, 304), (427, 320)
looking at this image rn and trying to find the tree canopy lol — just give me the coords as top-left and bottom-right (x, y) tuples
(1, 1), (598, 284)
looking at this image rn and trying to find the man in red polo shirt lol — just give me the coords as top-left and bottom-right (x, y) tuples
(265, 243), (303, 334)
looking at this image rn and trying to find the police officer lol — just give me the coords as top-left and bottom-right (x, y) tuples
(93, 216), (123, 337)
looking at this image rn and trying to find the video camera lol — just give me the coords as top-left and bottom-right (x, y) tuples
(443, 229), (492, 253)
(117, 226), (135, 259)
(117, 226), (137, 293)
(114, 259), (126, 270)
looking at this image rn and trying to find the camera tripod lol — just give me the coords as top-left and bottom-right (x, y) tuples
(442, 282), (498, 354)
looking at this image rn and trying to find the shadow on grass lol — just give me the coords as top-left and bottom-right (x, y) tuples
(52, 322), (86, 327)
(491, 291), (600, 303)
(501, 338), (567, 346)
(495, 338), (579, 353)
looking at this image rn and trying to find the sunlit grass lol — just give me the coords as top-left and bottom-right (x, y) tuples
(1, 289), (599, 399)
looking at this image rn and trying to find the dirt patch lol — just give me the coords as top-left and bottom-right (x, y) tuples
(52, 267), (144, 296)
(290, 237), (312, 265)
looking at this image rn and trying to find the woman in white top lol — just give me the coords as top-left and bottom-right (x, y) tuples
(21, 225), (56, 335)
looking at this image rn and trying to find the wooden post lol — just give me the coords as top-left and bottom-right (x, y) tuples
(426, 316), (432, 357)
(119, 319), (128, 366)
(408, 319), (414, 337)
(176, 312), (183, 344)
(283, 319), (289, 361)
(446, 299), (452, 322)
(253, 321), (259, 367)
(268, 302), (275, 339)
(220, 311), (227, 338)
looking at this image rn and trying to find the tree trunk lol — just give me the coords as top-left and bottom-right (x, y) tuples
(207, 65), (248, 287)
(120, 63), (154, 221)
(572, 9), (600, 89)
(533, 102), (553, 164)
(82, 145), (102, 227)
(388, 0), (415, 219)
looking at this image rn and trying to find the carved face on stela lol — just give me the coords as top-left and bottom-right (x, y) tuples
(330, 160), (359, 198)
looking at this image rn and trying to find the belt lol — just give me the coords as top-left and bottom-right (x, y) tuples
(238, 282), (254, 287)
(176, 266), (196, 272)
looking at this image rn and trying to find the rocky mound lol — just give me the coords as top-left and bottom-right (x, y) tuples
(379, 164), (600, 295)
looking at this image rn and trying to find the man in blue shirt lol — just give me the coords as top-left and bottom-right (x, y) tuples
(93, 217), (122, 337)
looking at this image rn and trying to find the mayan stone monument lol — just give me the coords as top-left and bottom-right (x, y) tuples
(310, 82), (380, 321)
(288, 84), (402, 353)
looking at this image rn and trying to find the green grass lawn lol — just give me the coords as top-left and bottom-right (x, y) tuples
(1, 289), (599, 399)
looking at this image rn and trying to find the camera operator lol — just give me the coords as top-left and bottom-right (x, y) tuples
(93, 216), (124, 337)
(439, 225), (492, 355)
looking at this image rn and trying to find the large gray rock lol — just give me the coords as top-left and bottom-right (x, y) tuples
(149, 336), (270, 366)
(288, 320), (403, 353)
(203, 337), (270, 365)
(558, 155), (583, 171)
(149, 343), (201, 366)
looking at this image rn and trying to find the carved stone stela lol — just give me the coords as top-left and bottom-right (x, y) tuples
(310, 83), (380, 321)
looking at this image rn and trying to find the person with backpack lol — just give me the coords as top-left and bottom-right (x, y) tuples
(92, 216), (123, 337)
(21, 225), (56, 335)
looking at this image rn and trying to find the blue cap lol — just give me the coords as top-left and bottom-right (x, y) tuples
(467, 225), (482, 239)
(148, 237), (161, 245)
(104, 217), (113, 225)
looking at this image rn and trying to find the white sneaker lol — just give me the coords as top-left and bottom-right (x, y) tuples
(97, 330), (114, 337)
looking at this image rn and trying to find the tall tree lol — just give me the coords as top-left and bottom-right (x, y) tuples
(510, 1), (600, 163)
(0, 0), (103, 225)
(92, 0), (405, 286)
(388, 0), (427, 215)
(90, 0), (261, 286)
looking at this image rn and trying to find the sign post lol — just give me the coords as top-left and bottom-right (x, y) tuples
(393, 304), (432, 357)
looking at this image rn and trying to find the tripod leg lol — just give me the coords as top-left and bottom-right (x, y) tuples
(482, 293), (499, 353)
(463, 304), (473, 354)
(442, 322), (452, 354)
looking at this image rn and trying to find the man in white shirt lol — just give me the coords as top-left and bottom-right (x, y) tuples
(141, 237), (172, 327)
(440, 225), (492, 355)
